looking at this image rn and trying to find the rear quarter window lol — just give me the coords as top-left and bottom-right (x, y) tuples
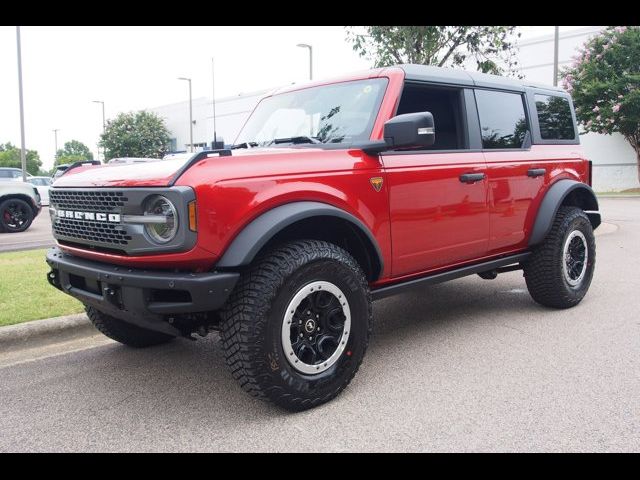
(535, 94), (575, 140)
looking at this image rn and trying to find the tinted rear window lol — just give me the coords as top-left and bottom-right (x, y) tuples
(476, 90), (528, 149)
(535, 94), (575, 140)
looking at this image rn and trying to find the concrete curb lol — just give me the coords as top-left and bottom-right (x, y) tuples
(0, 313), (95, 352)
(596, 194), (640, 198)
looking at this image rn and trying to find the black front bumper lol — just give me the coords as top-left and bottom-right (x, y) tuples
(46, 247), (239, 336)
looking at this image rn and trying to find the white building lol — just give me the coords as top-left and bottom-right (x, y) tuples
(149, 26), (639, 192)
(150, 89), (269, 151)
(517, 26), (638, 192)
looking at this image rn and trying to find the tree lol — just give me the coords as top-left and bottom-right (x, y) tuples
(561, 26), (640, 183)
(0, 142), (42, 175)
(346, 26), (522, 76)
(99, 111), (171, 161)
(55, 140), (94, 166)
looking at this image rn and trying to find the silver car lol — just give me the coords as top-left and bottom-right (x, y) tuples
(28, 176), (52, 206)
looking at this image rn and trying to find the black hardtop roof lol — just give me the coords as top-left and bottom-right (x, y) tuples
(393, 64), (565, 94)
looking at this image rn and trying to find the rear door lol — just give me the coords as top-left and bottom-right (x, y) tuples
(476, 89), (548, 254)
(382, 84), (489, 277)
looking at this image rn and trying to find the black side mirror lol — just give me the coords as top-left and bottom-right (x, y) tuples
(361, 112), (435, 155)
(384, 112), (435, 149)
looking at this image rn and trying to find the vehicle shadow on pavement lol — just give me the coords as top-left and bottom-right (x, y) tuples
(371, 272), (545, 341)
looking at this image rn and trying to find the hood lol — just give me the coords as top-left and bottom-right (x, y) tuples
(51, 158), (190, 188)
(50, 147), (335, 188)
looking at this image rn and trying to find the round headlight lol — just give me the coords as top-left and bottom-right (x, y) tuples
(144, 195), (178, 244)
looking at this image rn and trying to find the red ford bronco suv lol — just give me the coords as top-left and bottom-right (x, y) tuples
(46, 65), (600, 410)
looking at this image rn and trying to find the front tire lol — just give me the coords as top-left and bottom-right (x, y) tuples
(0, 198), (34, 233)
(220, 240), (372, 411)
(523, 206), (596, 308)
(85, 306), (175, 348)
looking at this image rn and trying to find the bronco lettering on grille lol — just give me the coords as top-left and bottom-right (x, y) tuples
(56, 210), (121, 223)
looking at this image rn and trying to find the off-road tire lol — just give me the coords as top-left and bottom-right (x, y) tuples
(0, 198), (34, 233)
(523, 206), (596, 309)
(220, 240), (372, 411)
(85, 306), (175, 348)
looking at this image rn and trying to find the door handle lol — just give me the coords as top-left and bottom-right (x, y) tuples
(527, 168), (546, 178)
(459, 173), (485, 184)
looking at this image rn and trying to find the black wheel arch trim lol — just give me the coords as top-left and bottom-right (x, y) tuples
(529, 179), (600, 246)
(215, 201), (384, 279)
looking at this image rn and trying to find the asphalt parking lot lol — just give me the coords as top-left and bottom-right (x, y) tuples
(0, 211), (53, 252)
(0, 197), (638, 452)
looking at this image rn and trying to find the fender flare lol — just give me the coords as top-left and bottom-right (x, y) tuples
(215, 201), (384, 277)
(529, 179), (601, 246)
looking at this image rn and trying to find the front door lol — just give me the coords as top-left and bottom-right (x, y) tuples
(383, 151), (489, 276)
(381, 82), (489, 277)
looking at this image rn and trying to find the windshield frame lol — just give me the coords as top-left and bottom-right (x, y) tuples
(234, 77), (389, 149)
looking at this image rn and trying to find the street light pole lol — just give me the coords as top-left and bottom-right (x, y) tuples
(296, 43), (313, 81)
(178, 77), (193, 153)
(53, 129), (60, 159)
(553, 26), (560, 86)
(211, 58), (218, 148)
(16, 26), (27, 182)
(93, 100), (106, 132)
(92, 100), (105, 161)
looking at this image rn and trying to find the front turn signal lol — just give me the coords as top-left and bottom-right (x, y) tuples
(188, 201), (197, 232)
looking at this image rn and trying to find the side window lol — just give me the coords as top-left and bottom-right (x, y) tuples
(535, 94), (575, 140)
(396, 84), (466, 150)
(475, 90), (528, 149)
(0, 170), (11, 178)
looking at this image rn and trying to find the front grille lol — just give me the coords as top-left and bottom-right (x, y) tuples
(53, 218), (132, 246)
(48, 186), (196, 256)
(50, 189), (131, 248)
(49, 190), (128, 212)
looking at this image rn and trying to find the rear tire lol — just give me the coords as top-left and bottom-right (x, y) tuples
(220, 240), (372, 411)
(0, 198), (34, 233)
(85, 306), (175, 348)
(523, 206), (596, 309)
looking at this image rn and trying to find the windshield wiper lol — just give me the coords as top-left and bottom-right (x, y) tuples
(230, 141), (259, 149)
(268, 136), (321, 146)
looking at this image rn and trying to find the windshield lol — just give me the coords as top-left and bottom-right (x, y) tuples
(235, 78), (388, 147)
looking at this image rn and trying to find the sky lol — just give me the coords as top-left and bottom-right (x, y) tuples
(0, 25), (580, 171)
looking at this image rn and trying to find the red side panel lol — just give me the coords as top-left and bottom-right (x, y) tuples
(484, 144), (587, 253)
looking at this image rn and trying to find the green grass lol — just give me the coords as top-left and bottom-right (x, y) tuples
(0, 248), (83, 327)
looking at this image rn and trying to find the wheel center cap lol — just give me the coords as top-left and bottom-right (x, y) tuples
(304, 319), (316, 333)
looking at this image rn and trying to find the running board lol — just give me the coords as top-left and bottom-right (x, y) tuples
(371, 252), (531, 301)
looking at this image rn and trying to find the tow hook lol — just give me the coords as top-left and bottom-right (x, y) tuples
(103, 284), (122, 308)
(47, 270), (60, 288)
